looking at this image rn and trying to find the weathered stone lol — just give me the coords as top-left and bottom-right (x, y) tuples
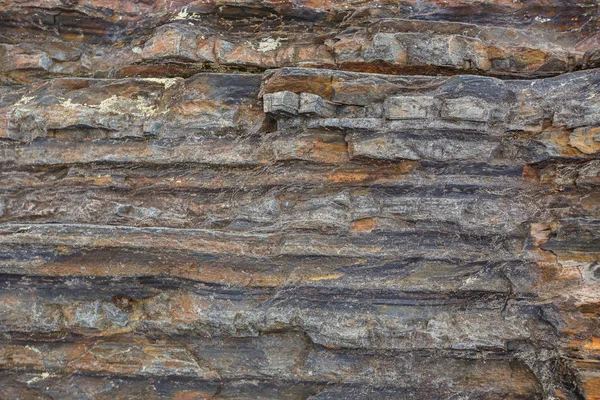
(362, 33), (407, 64)
(306, 117), (382, 130)
(384, 96), (438, 119)
(1, 74), (265, 141)
(554, 98), (600, 129)
(441, 97), (490, 122)
(141, 25), (217, 63)
(348, 131), (499, 162)
(570, 126), (600, 154)
(263, 90), (300, 117)
(299, 92), (336, 117)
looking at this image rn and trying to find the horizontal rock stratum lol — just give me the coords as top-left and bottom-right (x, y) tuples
(0, 1), (599, 399)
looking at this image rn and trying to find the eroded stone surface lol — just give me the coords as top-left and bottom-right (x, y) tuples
(0, 0), (598, 84)
(0, 1), (599, 399)
(385, 96), (439, 120)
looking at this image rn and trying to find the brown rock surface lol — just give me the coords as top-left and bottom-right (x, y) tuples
(0, 0), (599, 399)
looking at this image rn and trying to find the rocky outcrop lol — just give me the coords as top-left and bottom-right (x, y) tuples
(1, 0), (599, 85)
(0, 1), (599, 399)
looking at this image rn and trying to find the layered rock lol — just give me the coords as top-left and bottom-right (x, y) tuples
(0, 1), (599, 399)
(1, 0), (598, 85)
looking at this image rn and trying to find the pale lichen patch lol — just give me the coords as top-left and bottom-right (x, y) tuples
(59, 98), (79, 110)
(172, 6), (203, 21)
(137, 77), (182, 89)
(173, 6), (189, 20)
(256, 37), (284, 52)
(60, 96), (160, 117)
(14, 95), (35, 107)
(26, 372), (51, 385)
(98, 95), (159, 117)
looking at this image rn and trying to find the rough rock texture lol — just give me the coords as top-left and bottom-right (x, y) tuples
(0, 1), (599, 399)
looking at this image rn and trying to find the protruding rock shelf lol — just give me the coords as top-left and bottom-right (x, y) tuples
(0, 1), (599, 399)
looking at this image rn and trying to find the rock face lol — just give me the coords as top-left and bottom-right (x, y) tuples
(0, 1), (599, 399)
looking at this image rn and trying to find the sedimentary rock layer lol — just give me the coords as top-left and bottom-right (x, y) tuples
(0, 1), (599, 399)
(0, 0), (598, 85)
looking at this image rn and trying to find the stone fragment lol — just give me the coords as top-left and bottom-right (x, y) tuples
(447, 35), (491, 71)
(296, 44), (335, 66)
(142, 24), (215, 62)
(263, 91), (300, 117)
(554, 99), (600, 129)
(569, 126), (600, 154)
(362, 33), (406, 64)
(385, 96), (438, 120)
(45, 42), (82, 62)
(298, 92), (336, 117)
(14, 51), (53, 71)
(398, 34), (450, 66)
(215, 39), (270, 68)
(0, 45), (53, 73)
(327, 34), (366, 63)
(441, 97), (489, 122)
